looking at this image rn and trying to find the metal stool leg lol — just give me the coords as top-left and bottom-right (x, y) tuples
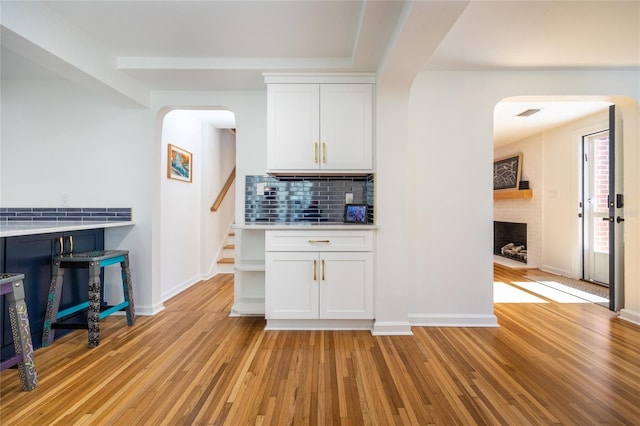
(7, 278), (37, 391)
(42, 260), (65, 347)
(87, 261), (101, 348)
(121, 254), (136, 326)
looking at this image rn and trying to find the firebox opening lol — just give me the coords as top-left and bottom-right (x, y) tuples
(494, 221), (527, 263)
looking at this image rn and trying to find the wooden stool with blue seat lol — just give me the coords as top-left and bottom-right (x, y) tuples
(0, 273), (37, 391)
(42, 250), (135, 348)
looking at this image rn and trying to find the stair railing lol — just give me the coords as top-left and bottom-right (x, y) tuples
(210, 167), (236, 212)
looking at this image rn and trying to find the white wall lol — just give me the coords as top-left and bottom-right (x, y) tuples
(373, 85), (413, 334)
(0, 78), (155, 312)
(160, 110), (203, 301)
(619, 98), (640, 325)
(494, 134), (543, 268)
(407, 72), (496, 326)
(405, 69), (639, 326)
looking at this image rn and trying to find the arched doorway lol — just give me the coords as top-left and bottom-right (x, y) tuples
(493, 96), (638, 312)
(158, 108), (236, 302)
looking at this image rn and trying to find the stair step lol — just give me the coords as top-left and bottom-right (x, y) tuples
(217, 228), (236, 273)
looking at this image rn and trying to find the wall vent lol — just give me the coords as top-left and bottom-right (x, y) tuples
(516, 108), (541, 117)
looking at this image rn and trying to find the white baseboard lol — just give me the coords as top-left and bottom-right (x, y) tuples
(540, 265), (573, 278)
(161, 275), (201, 303)
(371, 321), (413, 335)
(409, 313), (499, 327)
(230, 300), (265, 317)
(134, 302), (165, 316)
(266, 319), (373, 331)
(619, 309), (640, 326)
(493, 255), (529, 269)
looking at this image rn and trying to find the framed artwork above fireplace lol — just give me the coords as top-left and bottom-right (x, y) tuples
(493, 153), (522, 191)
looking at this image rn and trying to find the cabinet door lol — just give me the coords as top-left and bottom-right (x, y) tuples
(320, 84), (373, 170)
(319, 252), (373, 319)
(0, 229), (104, 361)
(2, 232), (62, 360)
(267, 84), (320, 170)
(265, 252), (318, 319)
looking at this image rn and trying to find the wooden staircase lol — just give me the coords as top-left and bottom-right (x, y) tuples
(217, 230), (235, 273)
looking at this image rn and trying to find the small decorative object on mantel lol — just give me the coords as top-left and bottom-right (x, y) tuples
(167, 144), (193, 183)
(493, 153), (522, 191)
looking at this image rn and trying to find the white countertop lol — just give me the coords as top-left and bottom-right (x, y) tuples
(0, 221), (135, 237)
(233, 223), (378, 230)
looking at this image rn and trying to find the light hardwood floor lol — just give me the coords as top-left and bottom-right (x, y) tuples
(1, 266), (639, 425)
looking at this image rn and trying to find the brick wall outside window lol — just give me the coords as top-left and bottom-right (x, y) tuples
(593, 137), (609, 253)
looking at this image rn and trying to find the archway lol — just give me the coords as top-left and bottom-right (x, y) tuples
(492, 96), (639, 314)
(158, 107), (236, 302)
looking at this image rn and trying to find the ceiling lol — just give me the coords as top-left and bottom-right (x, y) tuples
(493, 99), (612, 146)
(1, 1), (638, 143)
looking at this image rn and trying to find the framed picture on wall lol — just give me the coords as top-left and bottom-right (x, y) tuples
(493, 153), (522, 190)
(167, 144), (193, 183)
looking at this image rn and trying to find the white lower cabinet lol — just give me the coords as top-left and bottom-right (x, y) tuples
(265, 230), (374, 322)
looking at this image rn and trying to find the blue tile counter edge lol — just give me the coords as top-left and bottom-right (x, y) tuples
(0, 221), (135, 238)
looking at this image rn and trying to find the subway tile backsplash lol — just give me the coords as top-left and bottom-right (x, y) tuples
(0, 208), (132, 223)
(245, 175), (374, 224)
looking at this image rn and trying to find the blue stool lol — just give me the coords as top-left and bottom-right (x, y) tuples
(0, 273), (37, 391)
(42, 250), (135, 348)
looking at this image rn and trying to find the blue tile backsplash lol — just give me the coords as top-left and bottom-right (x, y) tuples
(0, 208), (132, 223)
(245, 175), (374, 224)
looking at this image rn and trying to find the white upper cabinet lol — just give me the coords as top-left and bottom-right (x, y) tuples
(267, 84), (320, 170)
(320, 84), (373, 171)
(266, 76), (373, 173)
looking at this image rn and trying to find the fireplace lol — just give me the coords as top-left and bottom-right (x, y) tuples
(494, 221), (527, 263)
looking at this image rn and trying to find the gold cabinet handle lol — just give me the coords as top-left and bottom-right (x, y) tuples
(58, 237), (64, 255)
(314, 142), (318, 163)
(313, 259), (317, 281)
(309, 240), (330, 243)
(68, 235), (74, 253)
(322, 142), (326, 164)
(322, 259), (325, 281)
